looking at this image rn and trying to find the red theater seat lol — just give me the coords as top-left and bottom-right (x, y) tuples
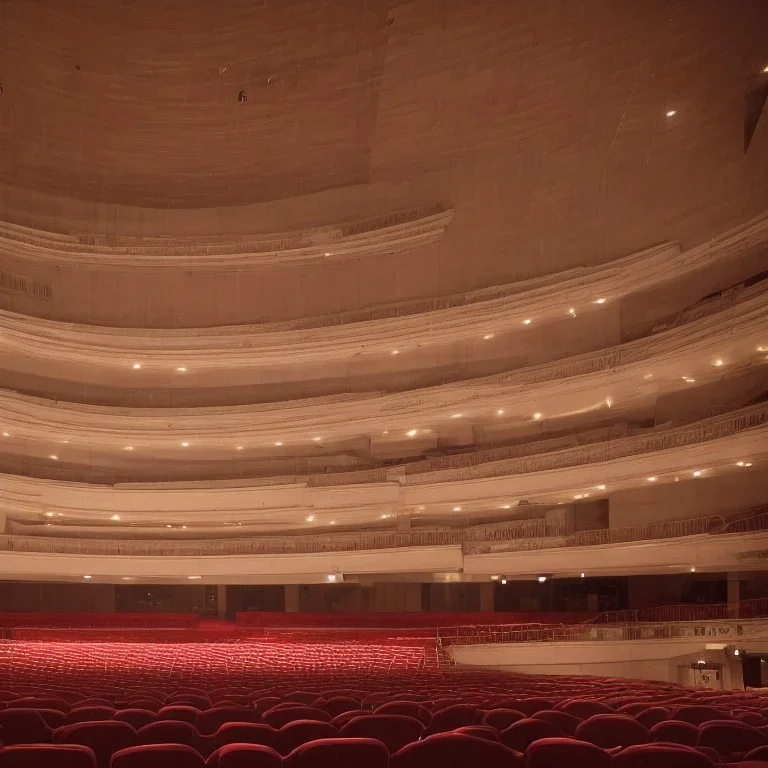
(63, 707), (117, 725)
(324, 696), (360, 717)
(197, 706), (261, 735)
(575, 713), (649, 748)
(137, 720), (205, 753)
(157, 706), (201, 725)
(0, 744), (97, 768)
(612, 743), (716, 768)
(525, 737), (612, 768)
(481, 708), (526, 730)
(110, 744), (206, 768)
(424, 704), (478, 734)
(374, 701), (431, 726)
(112, 709), (157, 730)
(391, 732), (523, 768)
(500, 717), (564, 752)
(697, 720), (768, 758)
(635, 706), (672, 729)
(650, 719), (701, 746)
(213, 723), (281, 750)
(530, 709), (581, 735)
(557, 699), (614, 719)
(340, 714), (425, 753)
(205, 744), (283, 768)
(0, 708), (53, 745)
(452, 725), (499, 741)
(279, 719), (338, 754)
(286, 737), (389, 768)
(671, 705), (731, 726)
(55, 721), (137, 768)
(263, 706), (330, 728)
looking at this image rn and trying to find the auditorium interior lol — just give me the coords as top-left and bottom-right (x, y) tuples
(1, 0), (768, 765)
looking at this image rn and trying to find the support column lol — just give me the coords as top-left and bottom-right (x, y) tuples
(727, 573), (741, 617)
(284, 585), (300, 613)
(478, 582), (495, 612)
(217, 585), (227, 620)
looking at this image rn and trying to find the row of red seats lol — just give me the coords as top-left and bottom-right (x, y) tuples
(0, 613), (198, 629)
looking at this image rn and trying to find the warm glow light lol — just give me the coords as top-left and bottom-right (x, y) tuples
(647, 476), (658, 482)
(391, 350), (399, 356)
(596, 484), (606, 491)
(500, 578), (507, 585)
(737, 461), (745, 466)
(406, 429), (418, 437)
(313, 437), (322, 442)
(666, 109), (676, 117)
(452, 506), (462, 512)
(274, 441), (283, 446)
(532, 412), (543, 421)
(745, 462), (753, 467)
(306, 515), (316, 523)
(327, 574), (337, 582)
(496, 409), (505, 416)
(483, 333), (495, 340)
(450, 413), (463, 419)
(181, 442), (190, 447)
(712, 359), (724, 367)
(236, 446), (243, 451)
(49, 455), (59, 461)
(643, 373), (653, 380)
(380, 513), (392, 519)
(538, 576), (548, 583)
(500, 504), (511, 509)
(580, 572), (586, 578)
(734, 648), (741, 656)
(111, 514), (120, 521)
(491, 575), (500, 581)
(188, 576), (202, 580)
(44, 512), (54, 518)
(690, 567), (696, 573)
(692, 470), (702, 477)
(330, 520), (336, 525)
(594, 298), (606, 304)
(523, 319), (532, 325)
(176, 367), (187, 372)
(568, 308), (576, 315)
(124, 446), (134, 452)
(132, 363), (142, 370)
(758, 346), (767, 353)
(605, 397), (614, 408)
(1, 432), (8, 437)
(83, 575), (92, 580)
(763, 66), (768, 73)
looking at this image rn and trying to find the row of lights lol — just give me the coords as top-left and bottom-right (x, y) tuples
(646, 461), (754, 484)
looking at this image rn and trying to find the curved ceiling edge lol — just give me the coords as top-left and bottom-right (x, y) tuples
(0, 404), (764, 527)
(0, 205), (454, 268)
(0, 292), (764, 446)
(1, 212), (766, 367)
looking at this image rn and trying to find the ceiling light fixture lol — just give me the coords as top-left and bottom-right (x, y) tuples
(666, 109), (676, 117)
(327, 574), (337, 582)
(690, 567), (696, 573)
(330, 520), (336, 525)
(647, 476), (658, 482)
(491, 575), (500, 581)
(132, 363), (142, 370)
(176, 367), (187, 373)
(83, 575), (92, 580)
(580, 572), (586, 578)
(49, 455), (59, 461)
(568, 308), (576, 316)
(483, 333), (495, 340)
(236, 446), (243, 451)
(596, 484), (606, 491)
(692, 470), (702, 477)
(111, 515), (120, 521)
(500, 578), (507, 585)
(594, 298), (606, 304)
(181, 442), (190, 447)
(643, 373), (654, 380)
(188, 576), (202, 580)
(124, 446), (134, 452)
(452, 506), (462, 512)
(523, 319), (532, 325)
(532, 412), (543, 421)
(496, 409), (504, 416)
(745, 462), (753, 467)
(313, 437), (322, 442)
(406, 429), (418, 437)
(1, 432), (8, 437)
(450, 413), (462, 419)
(538, 575), (548, 583)
(500, 504), (511, 509)
(306, 515), (316, 523)
(712, 359), (724, 367)
(391, 350), (399, 356)
(274, 441), (283, 446)
(605, 397), (614, 408)
(381, 513), (392, 519)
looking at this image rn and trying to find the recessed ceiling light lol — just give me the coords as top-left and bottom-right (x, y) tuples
(452, 506), (462, 512)
(306, 515), (316, 523)
(483, 333), (495, 340)
(83, 575), (92, 580)
(538, 575), (548, 583)
(674, 476), (680, 482)
(500, 504), (511, 509)
(124, 446), (134, 451)
(496, 409), (504, 416)
(647, 476), (658, 482)
(380, 513), (392, 519)
(594, 298), (606, 304)
(63, 440), (69, 444)
(132, 363), (142, 370)
(176, 367), (187, 373)
(523, 319), (532, 325)
(568, 308), (576, 316)
(181, 442), (190, 447)
(532, 412), (543, 421)
(274, 441), (283, 446)
(327, 574), (337, 582)
(182, 525), (187, 530)
(406, 429), (418, 437)
(745, 462), (753, 467)
(111, 514), (120, 521)
(44, 512), (54, 518)
(491, 575), (500, 581)
(1, 432), (8, 437)
(500, 578), (507, 585)
(580, 572), (586, 578)
(737, 461), (745, 467)
(236, 446), (243, 451)
(166, 524), (172, 528)
(763, 66), (768, 73)
(313, 436), (322, 442)
(643, 373), (654, 380)
(122, 577), (133, 581)
(49, 455), (59, 461)
(712, 359), (724, 367)
(758, 346), (767, 353)
(605, 397), (614, 408)
(574, 494), (584, 500)
(329, 520), (336, 525)
(596, 484), (606, 491)
(690, 567), (696, 573)
(666, 109), (676, 117)
(188, 575), (202, 580)
(692, 470), (702, 477)
(391, 349), (399, 356)
(450, 413), (462, 419)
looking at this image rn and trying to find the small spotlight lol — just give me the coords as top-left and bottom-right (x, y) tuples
(83, 575), (92, 580)
(452, 506), (462, 512)
(500, 578), (507, 585)
(450, 413), (463, 419)
(647, 476), (658, 482)
(306, 515), (316, 523)
(235, 446), (243, 451)
(132, 363), (142, 370)
(111, 514), (120, 521)
(733, 648), (741, 656)
(491, 575), (500, 581)
(496, 409), (505, 416)
(49, 455), (59, 461)
(666, 109), (676, 117)
(712, 359), (724, 367)
(327, 574), (337, 583)
(594, 298), (606, 304)
(532, 412), (543, 421)
(124, 446), (134, 452)
(406, 429), (418, 437)
(274, 441), (283, 446)
(580, 572), (585, 578)
(391, 349), (399, 356)
(176, 367), (187, 373)
(483, 333), (495, 340)
(313, 437), (322, 442)
(690, 567), (696, 573)
(692, 470), (702, 477)
(188, 575), (202, 580)
(523, 319), (532, 325)
(538, 575), (548, 583)
(596, 484), (606, 491)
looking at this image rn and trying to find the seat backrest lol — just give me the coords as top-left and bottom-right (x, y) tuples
(324, 697), (360, 717)
(482, 708), (526, 730)
(612, 743), (716, 768)
(650, 720), (700, 746)
(0, 744), (97, 768)
(137, 720), (203, 750)
(500, 717), (563, 752)
(558, 700), (614, 719)
(9, 697), (72, 713)
(671, 706), (731, 726)
(166, 694), (211, 710)
(285, 737), (390, 768)
(157, 706), (201, 725)
(424, 704), (478, 735)
(340, 714), (425, 753)
(391, 732), (523, 768)
(698, 720), (768, 757)
(64, 707), (117, 726)
(279, 720), (338, 754)
(375, 701), (431, 726)
(55, 721), (137, 768)
(635, 707), (672, 729)
(205, 744), (283, 768)
(197, 706), (261, 735)
(263, 706), (330, 728)
(575, 713), (649, 748)
(525, 737), (612, 768)
(452, 725), (499, 742)
(112, 709), (157, 730)
(530, 710), (581, 736)
(111, 744), (206, 768)
(213, 723), (281, 750)
(0, 708), (53, 745)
